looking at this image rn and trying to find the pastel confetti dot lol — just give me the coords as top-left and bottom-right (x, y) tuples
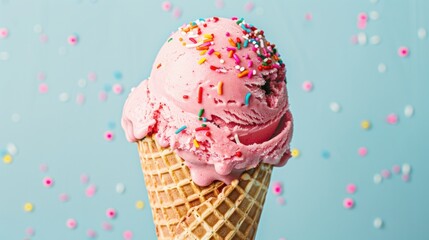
(343, 198), (354, 209)
(108, 121), (116, 129)
(373, 217), (383, 229)
(346, 184), (357, 194)
(215, 0), (224, 9)
(59, 92), (70, 102)
(330, 102), (341, 113)
(59, 193), (69, 202)
(3, 154), (12, 164)
(43, 177), (54, 188)
(112, 83), (123, 95)
(77, 79), (87, 88)
(104, 131), (114, 141)
(402, 174), (410, 182)
(0, 51), (9, 61)
(99, 91), (108, 102)
(386, 113), (398, 124)
(358, 12), (368, 21)
(87, 229), (97, 238)
(37, 72), (46, 81)
(397, 46), (409, 57)
(305, 12), (313, 21)
(418, 28), (427, 39)
(81, 174), (89, 184)
(302, 81), (313, 92)
(172, 7), (182, 19)
(123, 230), (133, 240)
(86, 185), (97, 197)
(373, 174), (382, 184)
(66, 218), (77, 229)
(369, 11), (379, 20)
(102, 222), (113, 231)
(277, 197), (286, 206)
(381, 169), (391, 179)
(38, 83), (49, 94)
(378, 63), (387, 73)
(23, 202), (34, 212)
(76, 93), (85, 105)
(106, 208), (117, 219)
(358, 147), (368, 157)
(116, 183), (126, 194)
(357, 32), (367, 45)
(291, 148), (300, 158)
(33, 24), (43, 33)
(161, 1), (171, 11)
(113, 71), (123, 80)
(39, 164), (48, 172)
(0, 27), (9, 38)
(244, 1), (254, 12)
(357, 20), (367, 30)
(370, 35), (381, 45)
(39, 33), (48, 43)
(361, 120), (371, 130)
(321, 150), (330, 159)
(87, 72), (97, 82)
(402, 163), (411, 174)
(67, 35), (78, 45)
(135, 200), (144, 210)
(392, 164), (401, 174)
(272, 182), (283, 196)
(404, 105), (414, 118)
(25, 227), (35, 236)
(7, 143), (18, 155)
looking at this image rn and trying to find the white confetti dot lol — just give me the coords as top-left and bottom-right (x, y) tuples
(59, 92), (70, 102)
(11, 113), (21, 123)
(77, 79), (87, 88)
(417, 28), (427, 39)
(373, 174), (382, 184)
(0, 51), (10, 61)
(402, 163), (411, 175)
(370, 35), (381, 45)
(378, 63), (386, 73)
(33, 24), (43, 33)
(373, 217), (383, 229)
(404, 105), (414, 117)
(6, 143), (18, 155)
(115, 183), (125, 194)
(357, 32), (367, 45)
(369, 11), (379, 20)
(329, 102), (341, 113)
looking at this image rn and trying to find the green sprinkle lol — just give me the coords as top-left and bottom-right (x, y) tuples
(168, 38), (173, 42)
(237, 42), (241, 50)
(198, 108), (204, 117)
(201, 124), (207, 127)
(236, 18), (244, 25)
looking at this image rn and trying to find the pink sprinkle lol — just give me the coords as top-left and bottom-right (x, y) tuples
(248, 60), (253, 67)
(87, 72), (97, 82)
(112, 83), (123, 95)
(59, 193), (69, 202)
(43, 177), (54, 188)
(343, 198), (354, 209)
(277, 197), (286, 205)
(80, 174), (89, 184)
(392, 165), (401, 174)
(161, 1), (172, 11)
(346, 184), (357, 194)
(39, 164), (48, 172)
(38, 83), (49, 94)
(123, 230), (133, 240)
(233, 53), (240, 64)
(231, 17), (238, 21)
(402, 174), (410, 182)
(99, 91), (108, 102)
(272, 181), (283, 196)
(25, 227), (35, 236)
(68, 35), (78, 45)
(226, 32), (230, 37)
(302, 81), (313, 92)
(358, 12), (368, 21)
(76, 93), (85, 105)
(0, 27), (9, 38)
(215, 0), (224, 9)
(381, 169), (391, 179)
(86, 185), (97, 197)
(39, 34), (48, 43)
(357, 20), (367, 30)
(87, 229), (97, 238)
(305, 12), (313, 21)
(104, 131), (114, 141)
(66, 219), (77, 229)
(207, 49), (214, 55)
(244, 1), (254, 12)
(358, 147), (368, 157)
(106, 208), (117, 219)
(397, 46), (409, 57)
(172, 7), (181, 19)
(386, 113), (398, 124)
(102, 222), (113, 231)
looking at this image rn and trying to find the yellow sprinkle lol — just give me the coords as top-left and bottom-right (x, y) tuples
(198, 58), (206, 65)
(182, 42), (186, 46)
(24, 202), (33, 212)
(193, 139), (200, 148)
(203, 33), (213, 39)
(3, 154), (12, 164)
(135, 200), (145, 210)
(218, 81), (223, 95)
(361, 120), (371, 130)
(199, 50), (208, 55)
(291, 148), (300, 158)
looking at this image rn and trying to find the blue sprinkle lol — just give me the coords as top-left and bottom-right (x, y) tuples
(321, 150), (330, 159)
(108, 121), (116, 129)
(202, 117), (207, 122)
(175, 125), (187, 134)
(104, 84), (112, 92)
(243, 39), (249, 48)
(245, 92), (251, 106)
(241, 24), (251, 33)
(113, 71), (123, 80)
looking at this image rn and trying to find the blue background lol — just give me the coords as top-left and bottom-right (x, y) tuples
(1, 0), (428, 239)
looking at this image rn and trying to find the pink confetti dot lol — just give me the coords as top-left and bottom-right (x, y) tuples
(123, 230), (133, 240)
(244, 1), (254, 12)
(76, 93), (85, 105)
(358, 12), (368, 21)
(102, 222), (113, 231)
(104, 131), (114, 141)
(37, 72), (46, 81)
(358, 147), (368, 157)
(381, 169), (391, 179)
(386, 113), (398, 124)
(38, 83), (49, 94)
(161, 1), (172, 11)
(172, 7), (182, 19)
(357, 20), (367, 30)
(277, 197), (286, 205)
(305, 12), (313, 21)
(39, 164), (48, 172)
(66, 219), (77, 229)
(350, 35), (358, 45)
(99, 91), (108, 102)
(106, 208), (117, 219)
(59, 193), (69, 202)
(112, 83), (123, 95)
(343, 198), (354, 209)
(215, 0), (224, 9)
(302, 81), (313, 92)
(0, 28), (8, 38)
(392, 165), (401, 174)
(80, 174), (89, 184)
(87, 229), (97, 238)
(86, 184), (97, 197)
(397, 46), (409, 57)
(87, 72), (97, 82)
(43, 177), (54, 188)
(68, 35), (78, 45)
(25, 227), (35, 236)
(402, 174), (410, 182)
(272, 181), (283, 196)
(346, 184), (357, 194)
(39, 34), (48, 43)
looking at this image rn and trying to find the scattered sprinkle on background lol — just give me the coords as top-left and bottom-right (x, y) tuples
(1, 0), (429, 239)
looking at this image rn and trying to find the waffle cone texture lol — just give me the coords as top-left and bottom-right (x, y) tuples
(137, 135), (273, 240)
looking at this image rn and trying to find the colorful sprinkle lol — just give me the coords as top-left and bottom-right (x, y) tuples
(343, 198), (354, 209)
(238, 69), (249, 78)
(198, 86), (203, 103)
(398, 46), (409, 57)
(361, 120), (371, 130)
(193, 139), (200, 148)
(24, 202), (34, 212)
(3, 154), (12, 164)
(291, 148), (300, 158)
(272, 182), (283, 195)
(358, 147), (368, 157)
(135, 200), (145, 209)
(302, 81), (313, 92)
(0, 28), (9, 38)
(244, 92), (251, 106)
(175, 125), (187, 134)
(198, 108), (204, 117)
(106, 208), (117, 219)
(123, 230), (133, 240)
(217, 81), (223, 95)
(386, 113), (398, 124)
(104, 131), (114, 141)
(43, 177), (54, 188)
(346, 184), (357, 194)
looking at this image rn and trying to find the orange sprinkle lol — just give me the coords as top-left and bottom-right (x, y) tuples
(179, 37), (183, 41)
(199, 50), (208, 55)
(182, 27), (190, 33)
(228, 38), (235, 47)
(196, 46), (209, 51)
(228, 50), (234, 58)
(217, 81), (223, 95)
(214, 52), (221, 58)
(273, 55), (279, 61)
(237, 69), (249, 78)
(198, 58), (207, 64)
(182, 42), (186, 46)
(156, 63), (162, 69)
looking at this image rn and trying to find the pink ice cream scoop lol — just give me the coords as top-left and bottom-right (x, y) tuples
(122, 17), (293, 186)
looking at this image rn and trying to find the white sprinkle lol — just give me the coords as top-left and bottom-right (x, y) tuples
(404, 105), (414, 117)
(0, 51), (10, 61)
(402, 163), (411, 174)
(33, 24), (43, 33)
(329, 102), (341, 113)
(234, 134), (241, 144)
(59, 92), (70, 102)
(252, 69), (257, 75)
(357, 32), (367, 45)
(77, 79), (87, 88)
(220, 59), (225, 64)
(370, 35), (381, 45)
(378, 63), (386, 73)
(240, 66), (245, 72)
(417, 28), (427, 39)
(115, 183), (126, 194)
(373, 174), (382, 184)
(11, 113), (21, 123)
(235, 65), (240, 70)
(6, 143), (18, 155)
(369, 11), (379, 20)
(185, 41), (204, 48)
(373, 217), (383, 229)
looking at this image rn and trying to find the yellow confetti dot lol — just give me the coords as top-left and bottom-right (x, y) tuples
(3, 154), (12, 164)
(361, 120), (371, 130)
(135, 200), (144, 210)
(23, 202), (34, 212)
(291, 148), (300, 158)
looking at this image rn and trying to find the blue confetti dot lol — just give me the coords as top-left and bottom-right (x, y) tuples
(321, 150), (330, 159)
(108, 121), (116, 129)
(0, 149), (7, 156)
(113, 71), (123, 80)
(104, 83), (112, 92)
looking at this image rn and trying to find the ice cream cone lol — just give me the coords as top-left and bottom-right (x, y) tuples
(137, 135), (273, 240)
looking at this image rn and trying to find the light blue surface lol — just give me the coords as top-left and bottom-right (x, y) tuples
(1, 0), (428, 239)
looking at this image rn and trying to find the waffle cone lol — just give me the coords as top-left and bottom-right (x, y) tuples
(137, 135), (273, 240)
